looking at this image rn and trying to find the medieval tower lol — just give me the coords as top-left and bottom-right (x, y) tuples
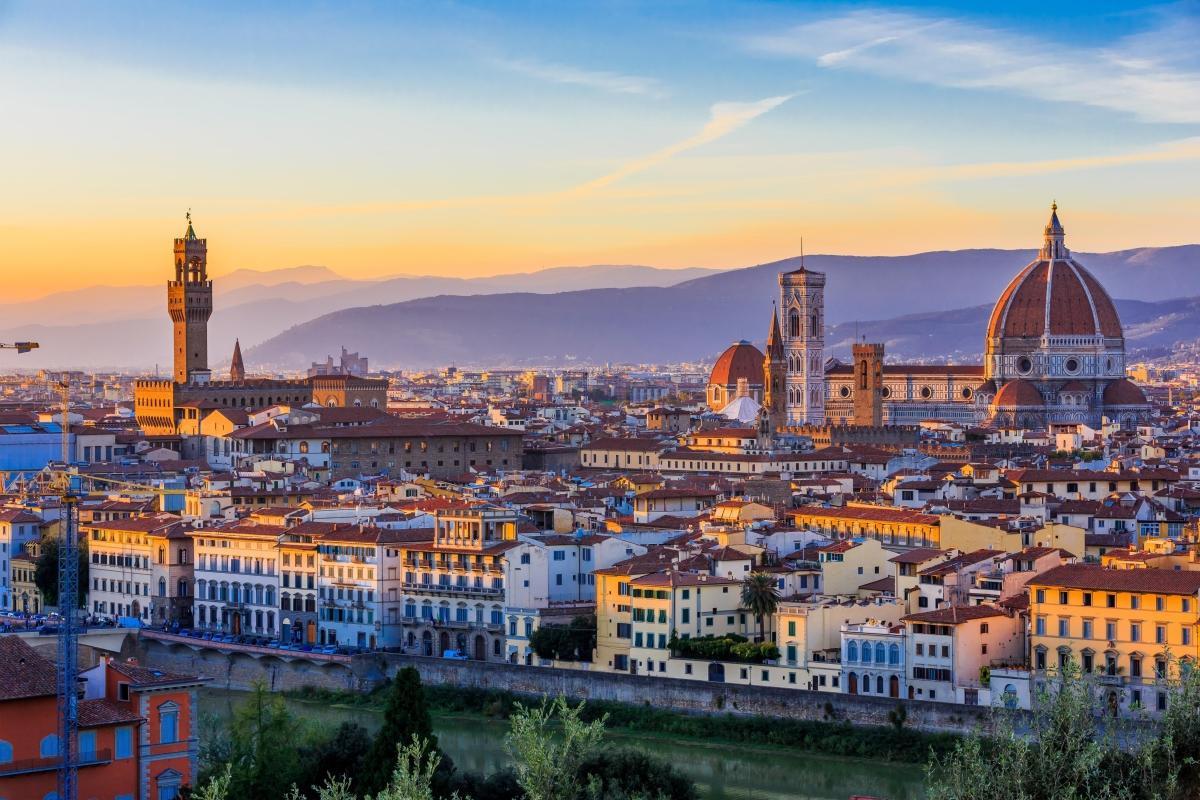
(779, 267), (825, 425)
(168, 214), (213, 384)
(852, 341), (885, 426)
(762, 306), (787, 433)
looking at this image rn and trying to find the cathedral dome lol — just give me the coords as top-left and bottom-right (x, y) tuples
(1103, 378), (1148, 406)
(986, 206), (1122, 341)
(993, 379), (1043, 408)
(709, 341), (765, 388)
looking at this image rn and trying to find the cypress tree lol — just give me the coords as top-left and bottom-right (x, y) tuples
(362, 666), (441, 794)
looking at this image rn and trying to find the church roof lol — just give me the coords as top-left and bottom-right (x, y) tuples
(993, 379), (1043, 408)
(230, 339), (245, 381)
(720, 394), (762, 425)
(1103, 378), (1149, 406)
(986, 206), (1122, 340)
(709, 341), (764, 388)
(765, 307), (784, 359)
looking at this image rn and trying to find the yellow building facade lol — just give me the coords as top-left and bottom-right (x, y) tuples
(1028, 564), (1200, 713)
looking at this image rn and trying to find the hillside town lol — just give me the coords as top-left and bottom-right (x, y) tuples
(6, 207), (1200, 798)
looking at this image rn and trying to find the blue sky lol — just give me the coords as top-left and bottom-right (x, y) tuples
(1, 0), (1197, 297)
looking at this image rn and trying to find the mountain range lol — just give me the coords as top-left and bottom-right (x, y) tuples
(248, 246), (1200, 369)
(5, 246), (1198, 369)
(0, 264), (718, 369)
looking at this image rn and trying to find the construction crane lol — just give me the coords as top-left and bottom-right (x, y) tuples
(0, 339), (80, 797)
(53, 378), (81, 800)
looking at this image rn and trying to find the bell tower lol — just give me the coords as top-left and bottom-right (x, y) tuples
(779, 264), (826, 425)
(852, 342), (885, 426)
(168, 212), (213, 384)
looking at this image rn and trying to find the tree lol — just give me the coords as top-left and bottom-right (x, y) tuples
(528, 616), (596, 662)
(193, 737), (461, 800)
(373, 737), (459, 800)
(362, 667), (449, 796)
(506, 697), (606, 800)
(225, 682), (304, 799)
(740, 571), (780, 643)
(447, 768), (524, 800)
(34, 533), (88, 609)
(297, 721), (372, 793)
(927, 661), (1200, 800)
(577, 749), (697, 800)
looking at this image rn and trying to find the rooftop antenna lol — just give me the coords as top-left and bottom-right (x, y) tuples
(800, 237), (805, 269)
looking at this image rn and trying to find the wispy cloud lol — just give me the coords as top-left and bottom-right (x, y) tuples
(570, 94), (796, 194)
(264, 94), (796, 219)
(494, 57), (666, 97)
(745, 8), (1200, 124)
(877, 137), (1200, 187)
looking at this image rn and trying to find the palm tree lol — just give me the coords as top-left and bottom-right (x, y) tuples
(740, 571), (781, 643)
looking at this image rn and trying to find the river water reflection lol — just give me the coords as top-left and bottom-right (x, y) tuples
(199, 689), (927, 800)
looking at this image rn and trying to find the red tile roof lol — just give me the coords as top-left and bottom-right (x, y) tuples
(78, 698), (145, 728)
(1029, 565), (1200, 595)
(903, 604), (1009, 624)
(0, 636), (56, 700)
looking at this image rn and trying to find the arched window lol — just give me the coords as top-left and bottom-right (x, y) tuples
(40, 734), (59, 758)
(889, 644), (900, 665)
(299, 441), (309, 454)
(158, 577), (166, 597)
(788, 310), (800, 338)
(875, 643), (886, 664)
(861, 642), (872, 664)
(847, 641), (858, 662)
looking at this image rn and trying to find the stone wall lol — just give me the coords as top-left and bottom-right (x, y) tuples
(136, 635), (1003, 735)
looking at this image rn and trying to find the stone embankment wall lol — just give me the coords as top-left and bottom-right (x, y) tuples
(136, 635), (1000, 735)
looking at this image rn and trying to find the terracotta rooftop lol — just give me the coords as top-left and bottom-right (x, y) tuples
(1029, 564), (1200, 595)
(903, 604), (1009, 625)
(0, 636), (56, 700)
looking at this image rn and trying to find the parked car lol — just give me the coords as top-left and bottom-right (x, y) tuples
(442, 649), (469, 660)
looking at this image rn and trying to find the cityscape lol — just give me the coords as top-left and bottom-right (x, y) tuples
(3, 3), (1200, 800)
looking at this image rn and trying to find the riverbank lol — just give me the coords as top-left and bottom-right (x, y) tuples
(199, 688), (929, 800)
(284, 682), (958, 765)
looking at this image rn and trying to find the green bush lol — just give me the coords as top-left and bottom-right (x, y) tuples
(670, 634), (776, 663)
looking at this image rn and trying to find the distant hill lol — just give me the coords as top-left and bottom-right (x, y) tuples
(0, 264), (718, 329)
(247, 246), (1200, 369)
(0, 264), (719, 369)
(7, 246), (1199, 369)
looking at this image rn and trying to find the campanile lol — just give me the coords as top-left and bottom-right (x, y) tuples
(168, 213), (213, 384)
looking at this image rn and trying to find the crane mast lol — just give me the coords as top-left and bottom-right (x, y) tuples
(55, 378), (80, 800)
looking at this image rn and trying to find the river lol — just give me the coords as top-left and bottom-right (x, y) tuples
(199, 689), (927, 800)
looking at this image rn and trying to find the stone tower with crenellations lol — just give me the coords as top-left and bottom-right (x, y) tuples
(779, 266), (825, 425)
(852, 341), (885, 426)
(168, 214), (213, 384)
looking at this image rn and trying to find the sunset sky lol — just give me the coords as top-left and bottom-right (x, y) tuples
(2, 0), (1199, 300)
